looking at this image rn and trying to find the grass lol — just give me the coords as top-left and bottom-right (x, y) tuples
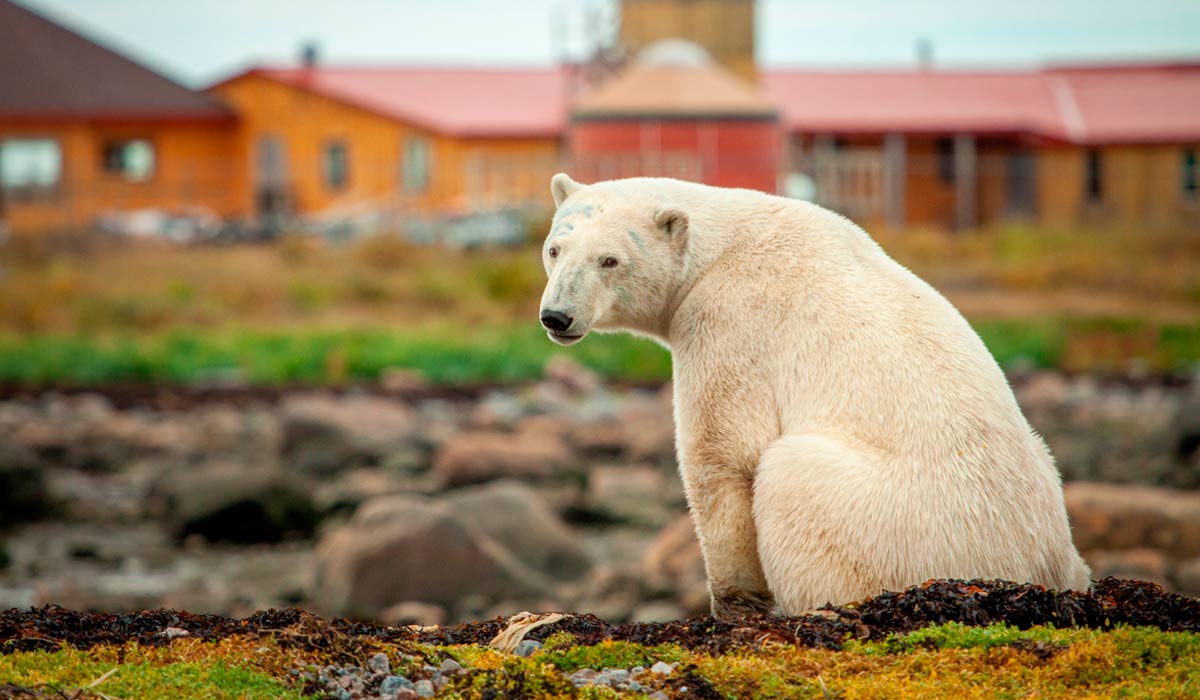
(3, 623), (1198, 699)
(0, 224), (1197, 385)
(0, 645), (309, 699)
(0, 325), (672, 385)
(0, 317), (1197, 386)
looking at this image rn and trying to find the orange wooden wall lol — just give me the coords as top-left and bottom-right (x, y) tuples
(0, 120), (241, 234)
(210, 74), (563, 219)
(1038, 144), (1200, 231)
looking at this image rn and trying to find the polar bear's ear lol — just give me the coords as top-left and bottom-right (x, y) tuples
(654, 208), (689, 238)
(550, 173), (581, 207)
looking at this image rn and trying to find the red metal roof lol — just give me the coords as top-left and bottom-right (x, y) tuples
(238, 67), (571, 138)
(211, 61), (1200, 145)
(763, 63), (1200, 144)
(0, 0), (234, 123)
(1046, 65), (1200, 144)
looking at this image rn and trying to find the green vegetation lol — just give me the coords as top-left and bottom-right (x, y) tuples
(0, 645), (308, 699)
(0, 317), (1197, 386)
(0, 325), (671, 385)
(540, 639), (687, 673)
(3, 623), (1199, 699)
(1, 224), (1197, 386)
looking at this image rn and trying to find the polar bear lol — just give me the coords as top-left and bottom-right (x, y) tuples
(538, 173), (1091, 619)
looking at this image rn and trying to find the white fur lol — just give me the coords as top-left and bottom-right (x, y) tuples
(539, 174), (1091, 617)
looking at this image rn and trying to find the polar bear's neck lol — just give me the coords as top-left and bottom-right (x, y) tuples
(664, 187), (886, 336)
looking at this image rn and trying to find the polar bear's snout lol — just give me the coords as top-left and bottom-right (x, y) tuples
(540, 310), (574, 333)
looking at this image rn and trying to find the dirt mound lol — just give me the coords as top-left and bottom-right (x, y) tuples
(2, 578), (1196, 657)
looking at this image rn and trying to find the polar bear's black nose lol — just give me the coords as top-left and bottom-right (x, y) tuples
(540, 310), (573, 332)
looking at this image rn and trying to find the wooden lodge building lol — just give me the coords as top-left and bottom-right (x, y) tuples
(0, 0), (243, 234)
(1, 0), (1197, 236)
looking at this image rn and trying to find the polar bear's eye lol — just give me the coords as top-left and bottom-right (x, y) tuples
(548, 246), (559, 259)
(601, 256), (619, 269)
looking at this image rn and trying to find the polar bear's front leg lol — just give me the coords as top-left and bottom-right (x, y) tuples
(678, 447), (774, 620)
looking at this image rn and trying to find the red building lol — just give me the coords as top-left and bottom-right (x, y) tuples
(568, 42), (780, 193)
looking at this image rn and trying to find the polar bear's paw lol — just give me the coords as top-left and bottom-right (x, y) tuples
(711, 588), (775, 621)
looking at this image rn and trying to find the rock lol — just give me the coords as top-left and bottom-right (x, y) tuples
(0, 443), (52, 527)
(1085, 549), (1171, 587)
(447, 480), (591, 581)
(148, 465), (319, 544)
(281, 393), (415, 475)
(514, 640), (543, 657)
(1066, 483), (1200, 558)
(380, 601), (446, 628)
(1174, 557), (1200, 596)
(314, 468), (423, 513)
(380, 368), (429, 393)
(514, 414), (571, 442)
(630, 601), (685, 623)
(439, 659), (463, 675)
(642, 514), (705, 595)
(544, 355), (600, 394)
(379, 675), (415, 695)
(568, 420), (627, 457)
(414, 679), (434, 697)
(470, 392), (526, 430)
(64, 410), (181, 473)
(569, 669), (599, 686)
(433, 431), (572, 487)
(367, 652), (391, 675)
(620, 402), (675, 466)
(312, 494), (554, 619)
(650, 661), (675, 675)
(586, 465), (677, 525)
(583, 592), (639, 622)
(1017, 371), (1069, 406)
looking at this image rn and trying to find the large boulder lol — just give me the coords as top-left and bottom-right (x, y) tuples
(585, 465), (680, 525)
(1084, 549), (1171, 588)
(147, 464), (319, 543)
(432, 431), (572, 487)
(311, 494), (555, 619)
(0, 443), (52, 527)
(641, 513), (706, 613)
(619, 391), (676, 466)
(447, 480), (591, 581)
(1065, 482), (1200, 558)
(281, 393), (416, 475)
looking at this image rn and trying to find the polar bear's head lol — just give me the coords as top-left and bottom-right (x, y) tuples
(539, 173), (688, 346)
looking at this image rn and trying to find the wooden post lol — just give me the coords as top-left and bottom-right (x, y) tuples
(883, 133), (906, 228)
(954, 134), (977, 231)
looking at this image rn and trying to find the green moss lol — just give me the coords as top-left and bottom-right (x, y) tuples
(0, 646), (310, 700)
(856, 621), (1077, 655)
(2, 623), (1198, 699)
(541, 631), (579, 652)
(541, 639), (687, 673)
(444, 657), (582, 699)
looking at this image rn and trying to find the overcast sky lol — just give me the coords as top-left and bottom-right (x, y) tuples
(17, 0), (1200, 87)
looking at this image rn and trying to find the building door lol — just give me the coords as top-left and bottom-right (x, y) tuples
(1005, 150), (1036, 219)
(255, 135), (289, 218)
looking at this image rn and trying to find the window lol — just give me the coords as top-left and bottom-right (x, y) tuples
(1084, 149), (1103, 202)
(935, 138), (955, 184)
(323, 141), (349, 190)
(1183, 148), (1198, 199)
(0, 138), (62, 200)
(403, 137), (431, 193)
(102, 139), (155, 181)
